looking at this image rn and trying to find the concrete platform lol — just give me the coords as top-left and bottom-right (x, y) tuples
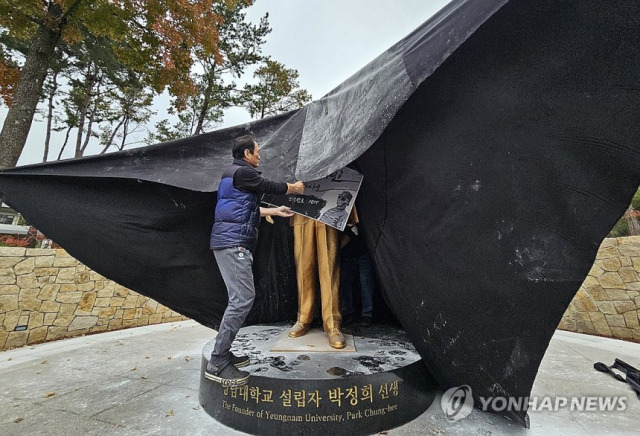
(1, 320), (639, 435)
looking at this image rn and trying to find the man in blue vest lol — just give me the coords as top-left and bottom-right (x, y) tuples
(207, 135), (304, 386)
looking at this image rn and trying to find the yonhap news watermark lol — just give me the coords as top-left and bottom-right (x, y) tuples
(440, 385), (628, 422)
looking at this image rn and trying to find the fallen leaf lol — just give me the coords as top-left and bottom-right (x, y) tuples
(40, 360), (47, 365)
(113, 424), (121, 429)
(192, 406), (201, 410)
(167, 357), (172, 360)
(166, 409), (174, 417)
(44, 392), (55, 398)
(8, 357), (12, 361)
(14, 417), (23, 423)
(140, 376), (148, 380)
(145, 356), (150, 359)
(130, 366), (137, 371)
(184, 356), (191, 362)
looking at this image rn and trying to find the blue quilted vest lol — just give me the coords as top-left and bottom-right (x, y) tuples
(209, 164), (261, 252)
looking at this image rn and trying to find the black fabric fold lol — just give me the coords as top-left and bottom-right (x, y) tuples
(2, 0), (640, 427)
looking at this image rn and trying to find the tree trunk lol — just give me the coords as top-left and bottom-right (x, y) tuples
(119, 117), (130, 151)
(0, 7), (63, 169)
(100, 117), (125, 154)
(81, 80), (101, 157)
(57, 122), (74, 160)
(195, 72), (215, 135)
(80, 99), (98, 156)
(74, 70), (95, 158)
(43, 71), (59, 163)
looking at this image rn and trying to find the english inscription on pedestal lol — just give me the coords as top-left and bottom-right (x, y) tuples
(220, 379), (400, 424)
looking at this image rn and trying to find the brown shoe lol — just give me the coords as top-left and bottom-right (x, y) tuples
(328, 328), (346, 349)
(288, 321), (311, 338)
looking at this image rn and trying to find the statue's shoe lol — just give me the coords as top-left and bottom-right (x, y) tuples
(288, 321), (311, 338)
(328, 328), (346, 349)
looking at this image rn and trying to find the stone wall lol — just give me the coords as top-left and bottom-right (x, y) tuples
(0, 247), (187, 350)
(2, 237), (639, 351)
(560, 237), (640, 342)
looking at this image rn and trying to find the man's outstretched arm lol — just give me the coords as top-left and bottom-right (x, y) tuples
(235, 167), (305, 195)
(260, 205), (294, 217)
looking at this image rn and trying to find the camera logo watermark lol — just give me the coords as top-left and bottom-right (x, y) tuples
(441, 385), (627, 422)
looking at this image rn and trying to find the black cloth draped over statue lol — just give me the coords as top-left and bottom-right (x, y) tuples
(1, 0), (639, 427)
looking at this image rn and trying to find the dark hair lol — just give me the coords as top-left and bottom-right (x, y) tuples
(233, 135), (257, 159)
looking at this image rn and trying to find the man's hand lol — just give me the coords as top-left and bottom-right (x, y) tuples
(286, 181), (305, 195)
(272, 206), (294, 217)
(260, 206), (294, 217)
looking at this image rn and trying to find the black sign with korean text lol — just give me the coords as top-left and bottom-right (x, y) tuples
(262, 167), (363, 231)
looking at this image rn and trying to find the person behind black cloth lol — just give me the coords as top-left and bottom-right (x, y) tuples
(340, 222), (375, 325)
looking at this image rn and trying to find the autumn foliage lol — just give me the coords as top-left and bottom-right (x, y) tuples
(0, 0), (233, 104)
(0, 57), (19, 106)
(0, 0), (310, 168)
(0, 0), (249, 169)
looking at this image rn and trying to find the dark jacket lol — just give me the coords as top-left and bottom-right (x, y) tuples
(342, 224), (368, 258)
(209, 159), (287, 251)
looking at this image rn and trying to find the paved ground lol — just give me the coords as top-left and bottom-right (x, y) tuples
(1, 320), (639, 435)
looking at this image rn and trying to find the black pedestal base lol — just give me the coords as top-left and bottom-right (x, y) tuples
(199, 324), (436, 435)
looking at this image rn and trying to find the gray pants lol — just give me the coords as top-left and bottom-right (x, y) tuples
(210, 246), (255, 367)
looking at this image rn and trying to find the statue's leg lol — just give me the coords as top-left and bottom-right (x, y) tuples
(293, 218), (317, 325)
(316, 222), (341, 331)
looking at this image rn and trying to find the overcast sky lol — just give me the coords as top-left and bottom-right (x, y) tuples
(4, 0), (450, 166)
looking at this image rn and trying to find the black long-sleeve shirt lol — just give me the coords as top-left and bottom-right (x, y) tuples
(231, 159), (288, 195)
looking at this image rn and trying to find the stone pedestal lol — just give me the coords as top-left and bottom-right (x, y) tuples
(199, 324), (436, 435)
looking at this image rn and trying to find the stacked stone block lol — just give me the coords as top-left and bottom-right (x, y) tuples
(560, 237), (640, 342)
(2, 236), (640, 351)
(0, 247), (187, 350)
